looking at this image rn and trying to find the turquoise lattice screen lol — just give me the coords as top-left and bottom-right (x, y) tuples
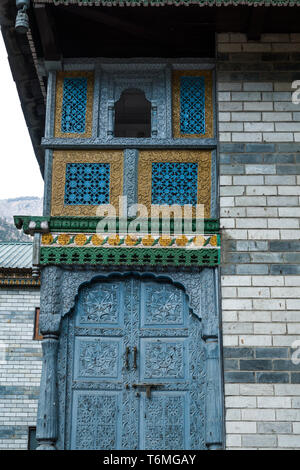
(151, 162), (198, 205)
(64, 163), (110, 205)
(61, 78), (88, 134)
(180, 76), (205, 135)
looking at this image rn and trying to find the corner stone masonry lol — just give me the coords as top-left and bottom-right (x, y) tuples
(218, 33), (300, 449)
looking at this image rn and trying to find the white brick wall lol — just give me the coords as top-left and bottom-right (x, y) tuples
(222, 276), (300, 348)
(0, 289), (41, 450)
(218, 32), (300, 450)
(218, 34), (300, 143)
(225, 384), (300, 449)
(220, 171), (300, 238)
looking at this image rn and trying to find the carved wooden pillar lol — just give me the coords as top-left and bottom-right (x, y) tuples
(36, 334), (59, 450)
(151, 101), (158, 136)
(205, 338), (223, 450)
(202, 268), (223, 450)
(107, 100), (115, 136)
(36, 267), (62, 450)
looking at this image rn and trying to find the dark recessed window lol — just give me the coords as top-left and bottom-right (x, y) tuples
(114, 89), (151, 138)
(33, 308), (42, 341)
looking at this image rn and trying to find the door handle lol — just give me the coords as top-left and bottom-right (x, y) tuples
(132, 383), (164, 399)
(133, 346), (137, 369)
(124, 346), (130, 369)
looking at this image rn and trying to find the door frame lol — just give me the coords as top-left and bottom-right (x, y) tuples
(37, 266), (224, 450)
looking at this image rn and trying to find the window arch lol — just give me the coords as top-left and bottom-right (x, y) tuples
(114, 88), (151, 138)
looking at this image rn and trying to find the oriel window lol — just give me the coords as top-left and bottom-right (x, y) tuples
(114, 89), (151, 138)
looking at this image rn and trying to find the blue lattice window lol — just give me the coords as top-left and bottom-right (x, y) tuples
(180, 76), (205, 135)
(61, 78), (88, 134)
(64, 163), (110, 205)
(151, 162), (198, 205)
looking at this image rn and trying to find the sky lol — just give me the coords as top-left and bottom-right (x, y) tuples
(0, 35), (44, 200)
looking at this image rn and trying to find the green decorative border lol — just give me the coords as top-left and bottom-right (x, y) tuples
(40, 246), (220, 266)
(15, 216), (220, 235)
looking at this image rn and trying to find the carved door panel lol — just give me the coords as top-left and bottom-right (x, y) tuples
(65, 277), (205, 450)
(137, 281), (205, 450)
(67, 280), (127, 450)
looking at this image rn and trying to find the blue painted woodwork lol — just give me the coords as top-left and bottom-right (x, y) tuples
(37, 62), (221, 452)
(36, 268), (224, 450)
(61, 277), (205, 450)
(61, 78), (87, 134)
(64, 163), (110, 205)
(180, 76), (205, 135)
(151, 162), (198, 205)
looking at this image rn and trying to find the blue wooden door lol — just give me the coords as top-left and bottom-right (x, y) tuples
(65, 277), (205, 450)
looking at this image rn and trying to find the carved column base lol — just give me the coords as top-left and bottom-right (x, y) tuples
(36, 441), (56, 451)
(207, 443), (223, 450)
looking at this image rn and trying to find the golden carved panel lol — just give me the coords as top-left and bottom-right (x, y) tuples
(51, 150), (123, 217)
(138, 150), (211, 218)
(172, 70), (213, 139)
(54, 71), (94, 138)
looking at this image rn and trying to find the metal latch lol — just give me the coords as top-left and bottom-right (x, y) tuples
(132, 383), (164, 398)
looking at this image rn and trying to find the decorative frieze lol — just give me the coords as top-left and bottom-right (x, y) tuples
(39, 246), (220, 267)
(41, 232), (219, 248)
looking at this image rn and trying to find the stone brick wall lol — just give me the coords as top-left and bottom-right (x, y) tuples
(0, 288), (41, 449)
(218, 33), (300, 449)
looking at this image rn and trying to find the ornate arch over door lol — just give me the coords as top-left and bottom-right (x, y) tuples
(60, 275), (206, 450)
(37, 267), (223, 450)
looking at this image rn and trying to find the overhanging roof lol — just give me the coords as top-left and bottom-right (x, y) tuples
(0, 243), (33, 270)
(0, 1), (46, 176)
(32, 0), (300, 5)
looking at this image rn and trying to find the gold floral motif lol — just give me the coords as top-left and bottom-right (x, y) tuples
(41, 234), (53, 245)
(138, 150), (211, 218)
(209, 235), (218, 246)
(176, 235), (188, 246)
(54, 71), (94, 138)
(91, 234), (104, 246)
(74, 234), (87, 246)
(142, 235), (155, 246)
(159, 236), (172, 246)
(40, 231), (220, 250)
(57, 234), (70, 246)
(108, 235), (120, 246)
(172, 70), (213, 139)
(51, 150), (123, 217)
(125, 235), (139, 246)
(193, 235), (206, 247)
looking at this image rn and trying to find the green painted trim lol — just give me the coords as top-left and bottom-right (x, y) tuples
(40, 246), (220, 266)
(14, 215), (220, 234)
(14, 216), (50, 235)
(49, 216), (220, 234)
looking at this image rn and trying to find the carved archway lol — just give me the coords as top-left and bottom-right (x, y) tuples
(114, 88), (151, 138)
(37, 267), (223, 450)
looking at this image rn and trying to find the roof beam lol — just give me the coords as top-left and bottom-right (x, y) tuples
(247, 7), (266, 41)
(33, 4), (61, 61)
(63, 6), (179, 48)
